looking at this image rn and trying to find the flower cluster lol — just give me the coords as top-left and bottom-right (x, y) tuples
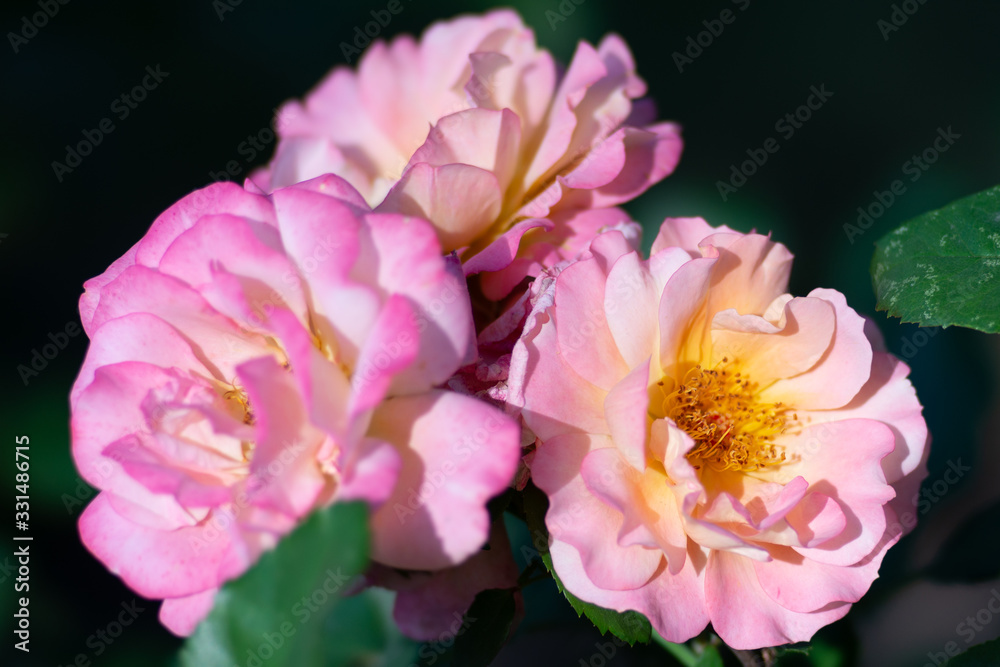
(71, 9), (928, 652)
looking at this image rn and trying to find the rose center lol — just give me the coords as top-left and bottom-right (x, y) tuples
(656, 358), (792, 473)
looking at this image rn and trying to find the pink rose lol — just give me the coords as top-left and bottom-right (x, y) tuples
(252, 10), (681, 299)
(71, 176), (521, 636)
(510, 218), (929, 649)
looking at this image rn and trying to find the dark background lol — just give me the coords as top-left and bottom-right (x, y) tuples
(2, 1), (999, 665)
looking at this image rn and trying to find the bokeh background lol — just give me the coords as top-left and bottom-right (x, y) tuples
(2, 1), (999, 665)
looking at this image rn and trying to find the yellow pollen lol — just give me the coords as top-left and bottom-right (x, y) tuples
(240, 440), (255, 463)
(221, 381), (257, 463)
(659, 358), (791, 473)
(222, 381), (255, 426)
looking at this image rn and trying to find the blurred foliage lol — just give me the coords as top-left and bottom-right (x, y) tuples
(522, 484), (653, 646)
(451, 589), (517, 667)
(926, 500), (1000, 584)
(944, 637), (1000, 666)
(179, 502), (382, 667)
(693, 644), (723, 667)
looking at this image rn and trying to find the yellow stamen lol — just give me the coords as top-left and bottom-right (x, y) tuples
(658, 358), (791, 473)
(221, 380), (257, 463)
(240, 440), (255, 463)
(222, 380), (255, 426)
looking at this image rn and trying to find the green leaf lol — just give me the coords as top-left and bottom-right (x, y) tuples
(794, 620), (857, 667)
(694, 644), (724, 667)
(451, 588), (517, 667)
(771, 644), (819, 667)
(522, 484), (652, 645)
(319, 587), (419, 666)
(944, 637), (1000, 666)
(926, 499), (1000, 582)
(180, 502), (377, 667)
(872, 184), (1000, 332)
(652, 632), (699, 666)
(773, 645), (812, 659)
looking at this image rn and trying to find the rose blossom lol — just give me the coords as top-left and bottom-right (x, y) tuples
(252, 10), (682, 299)
(71, 175), (521, 636)
(509, 218), (929, 649)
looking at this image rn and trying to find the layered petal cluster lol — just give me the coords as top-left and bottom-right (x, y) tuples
(71, 176), (521, 636)
(511, 218), (929, 649)
(253, 10), (682, 299)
